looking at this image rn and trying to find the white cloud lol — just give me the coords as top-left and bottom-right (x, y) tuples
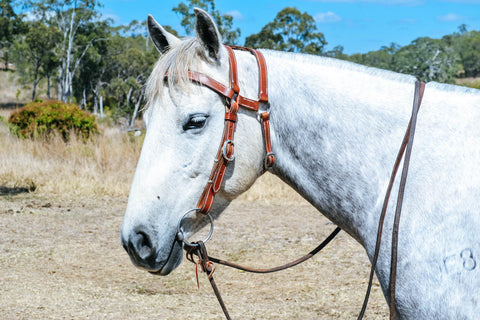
(436, 13), (466, 22)
(226, 10), (243, 21)
(315, 11), (342, 23)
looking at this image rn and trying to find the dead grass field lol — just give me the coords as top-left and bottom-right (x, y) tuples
(0, 108), (143, 197)
(0, 107), (388, 319)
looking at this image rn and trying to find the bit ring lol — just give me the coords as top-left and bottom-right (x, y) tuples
(176, 208), (214, 247)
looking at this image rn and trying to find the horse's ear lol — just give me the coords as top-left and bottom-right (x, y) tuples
(194, 8), (222, 60)
(147, 15), (180, 54)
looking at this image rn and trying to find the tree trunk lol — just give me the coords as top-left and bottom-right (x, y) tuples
(32, 79), (39, 101)
(31, 64), (41, 101)
(58, 60), (65, 101)
(62, 9), (76, 103)
(100, 95), (104, 118)
(126, 87), (133, 112)
(93, 94), (98, 115)
(130, 90), (144, 128)
(47, 75), (51, 99)
(81, 88), (87, 109)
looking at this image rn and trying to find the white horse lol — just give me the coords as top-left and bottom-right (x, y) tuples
(121, 8), (480, 319)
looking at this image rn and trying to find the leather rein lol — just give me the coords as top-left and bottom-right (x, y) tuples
(170, 45), (426, 320)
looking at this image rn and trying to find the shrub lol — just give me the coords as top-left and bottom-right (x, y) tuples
(8, 100), (99, 141)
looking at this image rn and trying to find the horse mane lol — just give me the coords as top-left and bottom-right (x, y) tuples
(145, 37), (212, 109)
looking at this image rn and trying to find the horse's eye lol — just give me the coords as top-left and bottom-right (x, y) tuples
(183, 114), (209, 131)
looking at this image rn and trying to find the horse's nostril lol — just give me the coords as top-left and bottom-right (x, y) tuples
(123, 230), (157, 267)
(131, 231), (154, 260)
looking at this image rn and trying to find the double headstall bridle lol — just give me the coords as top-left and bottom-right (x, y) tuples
(167, 45), (426, 320)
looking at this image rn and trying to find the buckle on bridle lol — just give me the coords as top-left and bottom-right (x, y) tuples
(264, 152), (276, 169)
(222, 140), (235, 161)
(176, 208), (214, 247)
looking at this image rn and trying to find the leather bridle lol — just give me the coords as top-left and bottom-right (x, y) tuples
(168, 45), (426, 320)
(168, 45), (275, 215)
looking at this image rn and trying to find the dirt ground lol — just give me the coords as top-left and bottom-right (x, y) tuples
(0, 193), (388, 319)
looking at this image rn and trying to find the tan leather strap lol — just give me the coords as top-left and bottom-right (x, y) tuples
(229, 46), (268, 103)
(165, 45), (273, 214)
(259, 112), (275, 169)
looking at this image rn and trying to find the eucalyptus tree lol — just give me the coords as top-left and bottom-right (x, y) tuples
(0, 0), (25, 70)
(106, 23), (158, 126)
(392, 37), (460, 83)
(245, 7), (326, 55)
(26, 0), (103, 102)
(19, 20), (60, 100)
(173, 0), (240, 45)
(73, 18), (109, 109)
(455, 30), (480, 78)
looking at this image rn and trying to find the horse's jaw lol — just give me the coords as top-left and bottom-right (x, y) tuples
(148, 240), (184, 276)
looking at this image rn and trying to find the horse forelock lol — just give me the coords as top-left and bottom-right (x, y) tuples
(145, 37), (213, 110)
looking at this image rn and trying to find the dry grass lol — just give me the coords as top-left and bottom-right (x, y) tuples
(0, 107), (305, 201)
(0, 109), (144, 197)
(456, 77), (480, 90)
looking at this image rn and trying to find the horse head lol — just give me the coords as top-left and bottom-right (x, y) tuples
(121, 9), (266, 275)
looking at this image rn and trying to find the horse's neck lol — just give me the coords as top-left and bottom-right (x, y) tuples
(264, 51), (417, 247)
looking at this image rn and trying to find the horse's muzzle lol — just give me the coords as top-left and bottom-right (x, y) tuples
(122, 230), (157, 268)
(121, 228), (183, 275)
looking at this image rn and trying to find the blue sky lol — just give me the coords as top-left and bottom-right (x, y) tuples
(99, 0), (480, 54)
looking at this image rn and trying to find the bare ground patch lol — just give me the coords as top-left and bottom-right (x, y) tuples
(0, 194), (388, 319)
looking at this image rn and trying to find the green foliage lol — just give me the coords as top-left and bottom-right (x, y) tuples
(390, 37), (460, 83)
(173, 0), (240, 45)
(245, 7), (326, 55)
(14, 20), (61, 100)
(323, 45), (349, 60)
(1, 0), (26, 69)
(345, 37), (461, 83)
(455, 30), (480, 77)
(347, 43), (399, 70)
(8, 100), (99, 141)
